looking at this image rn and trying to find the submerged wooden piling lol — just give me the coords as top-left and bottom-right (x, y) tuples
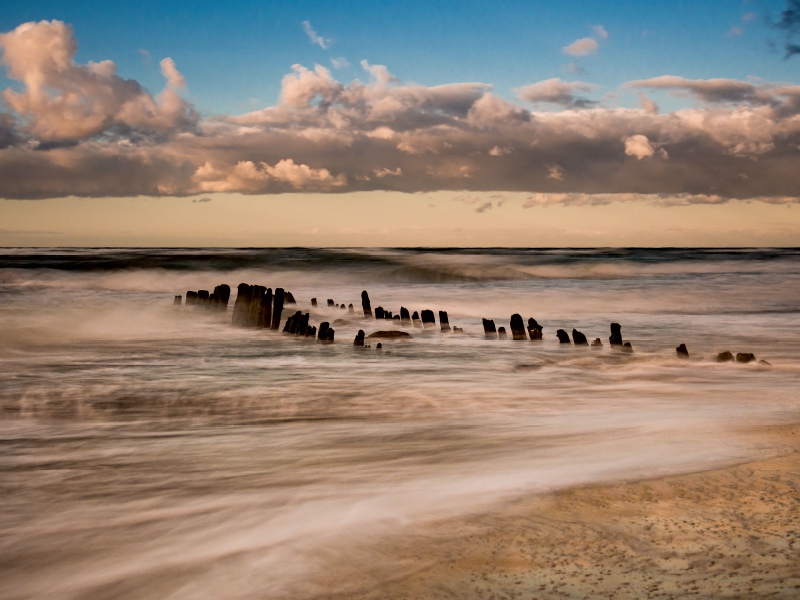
(361, 291), (372, 317)
(510, 314), (526, 340)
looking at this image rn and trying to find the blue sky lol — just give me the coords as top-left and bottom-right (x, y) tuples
(1, 0), (795, 116)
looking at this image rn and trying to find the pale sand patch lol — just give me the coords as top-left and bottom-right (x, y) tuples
(320, 425), (800, 599)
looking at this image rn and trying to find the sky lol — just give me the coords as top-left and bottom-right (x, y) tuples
(1, 0), (800, 246)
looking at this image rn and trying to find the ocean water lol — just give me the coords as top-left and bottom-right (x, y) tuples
(1, 247), (799, 599)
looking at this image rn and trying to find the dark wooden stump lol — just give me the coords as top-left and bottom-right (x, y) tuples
(173, 295), (182, 306)
(527, 318), (543, 340)
(676, 343), (689, 357)
(482, 318), (497, 336)
(271, 288), (285, 330)
(510, 314), (526, 340)
(572, 329), (588, 345)
(353, 329), (365, 346)
(439, 311), (451, 331)
(556, 329), (571, 343)
(412, 311), (422, 328)
(361, 291), (373, 317)
(609, 322), (623, 346)
(421, 310), (436, 328)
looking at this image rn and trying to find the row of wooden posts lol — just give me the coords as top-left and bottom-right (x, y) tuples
(173, 286), (640, 351)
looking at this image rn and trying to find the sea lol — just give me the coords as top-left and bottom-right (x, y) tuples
(1, 247), (799, 599)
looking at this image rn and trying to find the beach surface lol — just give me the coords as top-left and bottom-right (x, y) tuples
(330, 424), (800, 599)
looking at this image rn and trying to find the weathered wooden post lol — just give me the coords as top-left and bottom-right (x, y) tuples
(439, 311), (451, 331)
(572, 329), (588, 345)
(232, 284), (251, 325)
(527, 318), (543, 340)
(482, 318), (497, 336)
(271, 288), (285, 330)
(361, 291), (373, 317)
(173, 295), (182, 306)
(510, 314), (526, 340)
(258, 288), (273, 328)
(556, 329), (571, 343)
(421, 310), (436, 328)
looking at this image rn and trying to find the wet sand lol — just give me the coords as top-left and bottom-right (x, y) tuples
(332, 424), (800, 599)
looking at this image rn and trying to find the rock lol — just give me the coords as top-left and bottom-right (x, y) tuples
(758, 360), (772, 366)
(333, 318), (347, 325)
(572, 329), (588, 345)
(327, 299), (334, 307)
(285, 292), (296, 304)
(453, 326), (463, 333)
(393, 315), (400, 322)
(375, 306), (385, 319)
(421, 310), (436, 328)
(257, 288), (273, 328)
(367, 330), (413, 339)
(609, 323), (623, 346)
(341, 305), (346, 310)
(318, 322), (330, 341)
(591, 338), (603, 347)
(498, 327), (507, 338)
(510, 314), (526, 340)
(384, 310), (393, 319)
(482, 318), (497, 336)
(439, 311), (451, 331)
(376, 343), (383, 351)
(401, 307), (411, 326)
(186, 291), (198, 306)
(736, 352), (756, 364)
(311, 298), (317, 307)
(232, 284), (252, 325)
(173, 295), (182, 306)
(348, 303), (354, 314)
(353, 329), (365, 346)
(556, 329), (571, 344)
(271, 288), (285, 330)
(622, 342), (633, 353)
(527, 318), (543, 340)
(412, 311), (422, 328)
(361, 291), (373, 317)
(717, 351), (734, 362)
(676, 343), (689, 357)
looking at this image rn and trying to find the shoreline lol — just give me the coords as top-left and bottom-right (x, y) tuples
(328, 424), (800, 599)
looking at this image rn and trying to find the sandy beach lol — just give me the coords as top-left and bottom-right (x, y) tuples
(328, 424), (800, 599)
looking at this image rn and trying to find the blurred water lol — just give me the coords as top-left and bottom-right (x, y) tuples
(1, 248), (799, 599)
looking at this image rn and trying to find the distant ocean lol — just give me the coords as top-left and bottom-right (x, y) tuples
(2, 248), (799, 599)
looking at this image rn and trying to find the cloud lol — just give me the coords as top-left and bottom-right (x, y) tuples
(330, 57), (349, 69)
(0, 20), (197, 144)
(2, 21), (800, 203)
(546, 164), (564, 180)
(516, 78), (597, 108)
(192, 196), (212, 203)
(624, 135), (656, 159)
(592, 25), (609, 40)
(374, 167), (402, 177)
(160, 57), (185, 89)
(302, 21), (329, 49)
(562, 37), (598, 56)
(137, 49), (151, 65)
(475, 201), (492, 213)
(360, 60), (398, 85)
(775, 1), (800, 57)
